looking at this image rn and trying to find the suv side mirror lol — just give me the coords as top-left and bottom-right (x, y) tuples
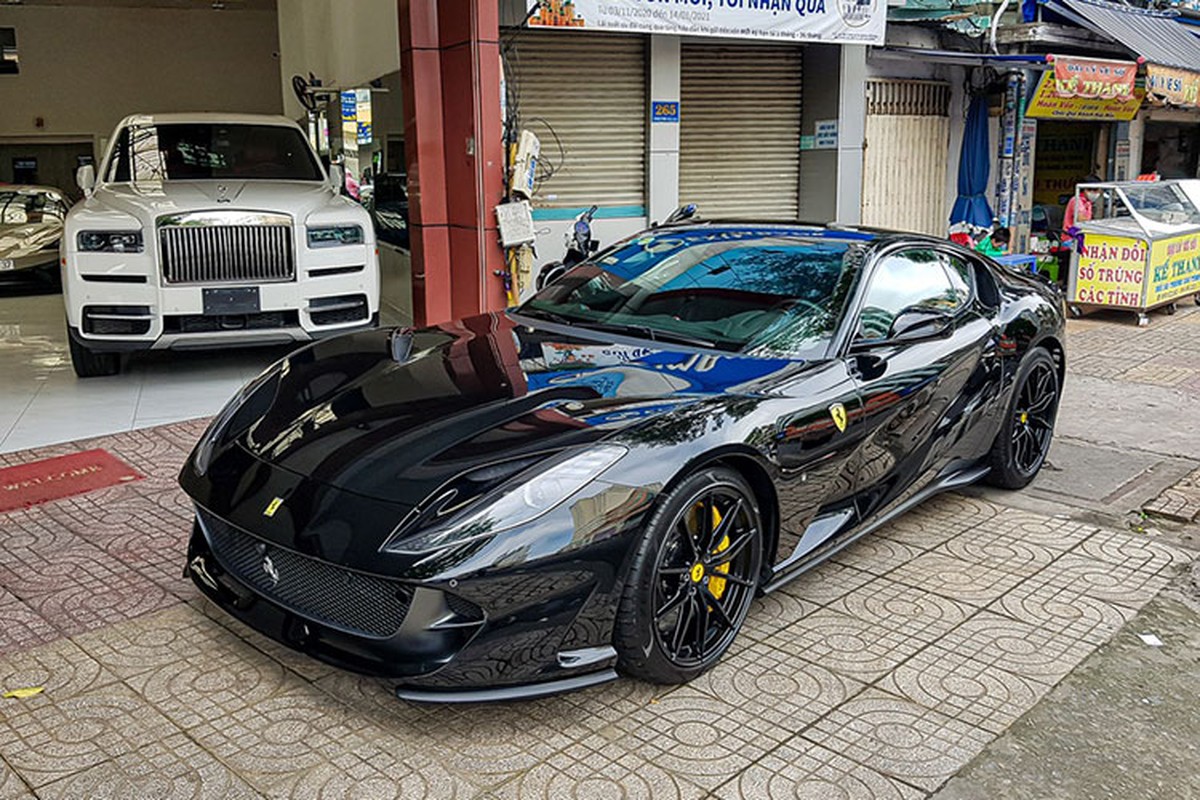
(888, 307), (953, 341)
(327, 164), (344, 193)
(76, 164), (96, 196)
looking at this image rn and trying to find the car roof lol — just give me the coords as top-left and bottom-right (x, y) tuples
(651, 219), (955, 248)
(115, 112), (304, 130)
(0, 184), (65, 198)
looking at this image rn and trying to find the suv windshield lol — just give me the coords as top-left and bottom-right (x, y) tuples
(106, 123), (324, 182)
(518, 229), (863, 356)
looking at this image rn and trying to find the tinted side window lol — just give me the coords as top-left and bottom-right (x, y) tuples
(857, 249), (960, 340)
(941, 254), (973, 306)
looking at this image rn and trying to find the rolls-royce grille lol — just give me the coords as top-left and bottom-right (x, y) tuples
(197, 508), (411, 638)
(160, 225), (295, 285)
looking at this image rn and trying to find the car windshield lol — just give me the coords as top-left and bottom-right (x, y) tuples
(107, 123), (324, 182)
(0, 190), (67, 225)
(518, 229), (864, 356)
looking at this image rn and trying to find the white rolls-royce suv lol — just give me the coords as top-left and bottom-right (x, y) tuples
(63, 113), (380, 377)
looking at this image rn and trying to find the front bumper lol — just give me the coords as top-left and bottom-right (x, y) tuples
(68, 313), (378, 353)
(184, 508), (626, 696)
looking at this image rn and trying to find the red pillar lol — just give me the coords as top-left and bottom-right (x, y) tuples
(399, 0), (507, 326)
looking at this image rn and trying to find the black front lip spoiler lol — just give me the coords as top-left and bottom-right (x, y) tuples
(396, 663), (619, 704)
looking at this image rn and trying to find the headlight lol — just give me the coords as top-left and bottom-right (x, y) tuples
(307, 225), (364, 248)
(77, 230), (143, 253)
(193, 361), (284, 476)
(384, 445), (627, 555)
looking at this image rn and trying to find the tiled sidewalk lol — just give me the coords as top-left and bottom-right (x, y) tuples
(0, 421), (1190, 799)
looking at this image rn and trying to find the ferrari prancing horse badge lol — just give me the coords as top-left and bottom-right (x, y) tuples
(829, 403), (848, 433)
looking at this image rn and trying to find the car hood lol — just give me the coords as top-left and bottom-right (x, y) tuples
(71, 180), (353, 226)
(235, 313), (798, 506)
(0, 221), (62, 259)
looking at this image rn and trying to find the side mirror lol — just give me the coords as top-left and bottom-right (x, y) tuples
(76, 165), (96, 196)
(588, 239), (600, 253)
(327, 164), (344, 193)
(888, 307), (953, 341)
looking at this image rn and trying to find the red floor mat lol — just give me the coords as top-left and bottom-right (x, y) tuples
(0, 449), (144, 513)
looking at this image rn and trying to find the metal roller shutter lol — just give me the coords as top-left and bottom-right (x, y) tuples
(679, 42), (802, 220)
(861, 80), (952, 236)
(509, 31), (646, 212)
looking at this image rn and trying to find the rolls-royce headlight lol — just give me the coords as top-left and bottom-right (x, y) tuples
(193, 362), (284, 476)
(307, 225), (364, 248)
(385, 445), (628, 555)
(77, 230), (143, 253)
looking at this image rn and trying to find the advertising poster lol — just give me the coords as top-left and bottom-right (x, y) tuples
(1026, 72), (1143, 121)
(526, 0), (886, 45)
(355, 88), (373, 146)
(1146, 64), (1200, 109)
(1052, 57), (1136, 100)
(1071, 233), (1146, 307)
(1033, 122), (1095, 206)
(1147, 233), (1200, 305)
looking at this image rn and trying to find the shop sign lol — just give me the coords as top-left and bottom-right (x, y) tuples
(1052, 57), (1136, 101)
(526, 0), (885, 46)
(1026, 72), (1143, 121)
(651, 100), (679, 122)
(814, 119), (838, 148)
(355, 88), (373, 146)
(1148, 234), (1200, 305)
(1071, 233), (1146, 307)
(1146, 64), (1200, 109)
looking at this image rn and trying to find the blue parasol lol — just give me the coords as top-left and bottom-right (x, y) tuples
(949, 94), (995, 231)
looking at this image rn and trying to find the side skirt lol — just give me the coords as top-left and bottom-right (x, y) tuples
(761, 464), (990, 594)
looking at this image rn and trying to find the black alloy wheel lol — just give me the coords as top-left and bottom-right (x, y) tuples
(615, 467), (763, 684)
(986, 348), (1060, 489)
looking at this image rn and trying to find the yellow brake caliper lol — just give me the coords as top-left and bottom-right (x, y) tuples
(695, 503), (731, 600)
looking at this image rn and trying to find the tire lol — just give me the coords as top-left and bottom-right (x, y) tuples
(985, 348), (1060, 489)
(614, 466), (763, 684)
(68, 334), (121, 378)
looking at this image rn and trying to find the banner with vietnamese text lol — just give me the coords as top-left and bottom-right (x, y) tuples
(527, 0), (885, 45)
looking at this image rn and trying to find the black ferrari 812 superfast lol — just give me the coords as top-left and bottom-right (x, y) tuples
(181, 223), (1065, 701)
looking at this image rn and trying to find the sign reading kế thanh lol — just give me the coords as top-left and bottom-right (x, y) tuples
(526, 0), (885, 45)
(1052, 56), (1136, 100)
(1146, 64), (1200, 109)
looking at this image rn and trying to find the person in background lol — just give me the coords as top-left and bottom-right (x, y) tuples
(1064, 174), (1101, 231)
(976, 226), (1011, 258)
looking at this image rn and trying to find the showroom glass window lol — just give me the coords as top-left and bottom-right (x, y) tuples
(107, 124), (323, 182)
(521, 230), (863, 357)
(857, 249), (968, 340)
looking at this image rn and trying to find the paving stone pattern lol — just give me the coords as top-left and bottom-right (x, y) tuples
(0, 394), (1193, 796)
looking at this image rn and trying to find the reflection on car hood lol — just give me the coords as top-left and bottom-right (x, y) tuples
(239, 313), (798, 505)
(0, 221), (62, 259)
(72, 180), (354, 226)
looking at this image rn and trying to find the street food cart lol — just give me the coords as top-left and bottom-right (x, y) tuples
(1067, 180), (1200, 325)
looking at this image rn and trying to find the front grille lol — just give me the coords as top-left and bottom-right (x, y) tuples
(197, 508), (411, 638)
(160, 225), (295, 285)
(83, 305), (152, 335)
(164, 310), (299, 334)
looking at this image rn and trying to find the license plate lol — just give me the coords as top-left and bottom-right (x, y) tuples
(202, 287), (260, 315)
(0, 259), (14, 271)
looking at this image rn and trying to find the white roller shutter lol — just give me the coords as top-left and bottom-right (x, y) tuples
(861, 80), (952, 236)
(679, 42), (802, 220)
(510, 31), (646, 211)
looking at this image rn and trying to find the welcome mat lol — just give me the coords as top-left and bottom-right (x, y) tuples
(0, 449), (144, 513)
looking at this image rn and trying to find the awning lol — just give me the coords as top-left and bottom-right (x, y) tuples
(1041, 0), (1200, 71)
(873, 47), (1052, 70)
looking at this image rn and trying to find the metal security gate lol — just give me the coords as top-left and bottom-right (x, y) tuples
(509, 31), (646, 212)
(861, 80), (952, 236)
(679, 42), (803, 220)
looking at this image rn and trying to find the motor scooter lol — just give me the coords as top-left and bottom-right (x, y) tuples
(532, 203), (699, 291)
(534, 205), (598, 291)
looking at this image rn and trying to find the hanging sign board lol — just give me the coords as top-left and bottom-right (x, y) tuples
(1026, 71), (1143, 121)
(526, 0), (885, 45)
(1146, 64), (1200, 108)
(1051, 56), (1136, 101)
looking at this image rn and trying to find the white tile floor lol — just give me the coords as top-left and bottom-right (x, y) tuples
(0, 251), (411, 454)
